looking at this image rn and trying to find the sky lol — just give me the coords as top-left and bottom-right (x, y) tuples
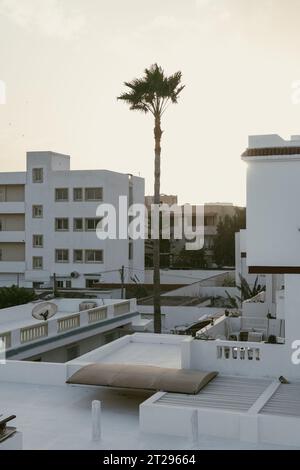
(1, 0), (300, 206)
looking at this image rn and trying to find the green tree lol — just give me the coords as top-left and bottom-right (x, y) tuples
(0, 285), (37, 309)
(118, 64), (185, 333)
(173, 247), (207, 268)
(213, 208), (246, 267)
(226, 275), (264, 308)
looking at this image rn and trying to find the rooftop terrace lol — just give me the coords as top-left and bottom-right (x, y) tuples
(1, 332), (300, 450)
(1, 380), (296, 450)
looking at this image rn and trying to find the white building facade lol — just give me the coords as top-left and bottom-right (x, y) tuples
(0, 151), (144, 288)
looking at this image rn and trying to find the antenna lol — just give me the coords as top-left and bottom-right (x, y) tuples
(32, 302), (58, 321)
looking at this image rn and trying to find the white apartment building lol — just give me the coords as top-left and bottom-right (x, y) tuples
(0, 151), (144, 289)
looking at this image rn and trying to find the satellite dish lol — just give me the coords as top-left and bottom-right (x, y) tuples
(32, 302), (58, 321)
(70, 271), (80, 279)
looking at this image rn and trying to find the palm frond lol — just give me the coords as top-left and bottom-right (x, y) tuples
(117, 64), (185, 116)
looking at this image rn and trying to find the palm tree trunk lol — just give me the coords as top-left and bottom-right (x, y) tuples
(153, 114), (162, 333)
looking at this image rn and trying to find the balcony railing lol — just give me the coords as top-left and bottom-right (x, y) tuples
(114, 301), (130, 316)
(88, 306), (107, 324)
(216, 341), (261, 361)
(57, 314), (80, 333)
(20, 323), (48, 343)
(0, 332), (11, 349)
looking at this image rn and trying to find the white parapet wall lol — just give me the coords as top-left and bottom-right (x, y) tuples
(0, 298), (138, 360)
(0, 360), (67, 386)
(188, 339), (300, 380)
(144, 270), (230, 285)
(66, 332), (189, 377)
(138, 306), (230, 332)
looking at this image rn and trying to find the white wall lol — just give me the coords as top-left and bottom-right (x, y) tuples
(245, 154), (300, 267)
(144, 269), (229, 285)
(26, 328), (120, 363)
(189, 339), (300, 380)
(138, 305), (228, 331)
(0, 360), (67, 385)
(162, 284), (238, 298)
(284, 274), (300, 343)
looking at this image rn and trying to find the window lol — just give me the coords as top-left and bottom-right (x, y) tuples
(0, 188), (5, 202)
(55, 249), (69, 263)
(73, 249), (83, 263)
(86, 279), (99, 288)
(85, 187), (103, 201)
(73, 188), (83, 201)
(66, 344), (80, 361)
(56, 280), (64, 288)
(32, 168), (43, 183)
(0, 220), (2, 231)
(66, 280), (72, 289)
(128, 241), (133, 260)
(85, 249), (103, 263)
(33, 256), (43, 270)
(55, 218), (69, 231)
(33, 282), (43, 288)
(85, 218), (102, 231)
(105, 332), (116, 344)
(0, 249), (2, 261)
(32, 205), (43, 218)
(73, 218), (83, 231)
(33, 234), (43, 248)
(55, 188), (69, 201)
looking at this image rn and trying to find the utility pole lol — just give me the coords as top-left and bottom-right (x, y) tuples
(120, 265), (125, 299)
(53, 272), (57, 296)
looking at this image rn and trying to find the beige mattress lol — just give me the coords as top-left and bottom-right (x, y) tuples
(67, 363), (218, 394)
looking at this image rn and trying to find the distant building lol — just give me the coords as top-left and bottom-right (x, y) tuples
(145, 195), (243, 267)
(145, 194), (178, 207)
(0, 151), (144, 288)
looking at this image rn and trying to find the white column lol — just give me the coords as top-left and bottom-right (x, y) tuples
(189, 409), (198, 444)
(91, 400), (101, 441)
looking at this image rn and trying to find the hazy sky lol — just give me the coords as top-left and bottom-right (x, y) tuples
(1, 0), (300, 205)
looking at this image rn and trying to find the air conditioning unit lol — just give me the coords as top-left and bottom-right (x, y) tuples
(70, 271), (80, 279)
(79, 301), (98, 311)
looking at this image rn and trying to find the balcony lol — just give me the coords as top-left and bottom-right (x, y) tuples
(0, 202), (25, 214)
(0, 231), (25, 243)
(0, 262), (25, 273)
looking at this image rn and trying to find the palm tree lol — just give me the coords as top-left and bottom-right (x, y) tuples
(118, 64), (185, 333)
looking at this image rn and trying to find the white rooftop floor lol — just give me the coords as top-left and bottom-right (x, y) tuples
(0, 381), (298, 450)
(99, 342), (181, 368)
(70, 334), (184, 369)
